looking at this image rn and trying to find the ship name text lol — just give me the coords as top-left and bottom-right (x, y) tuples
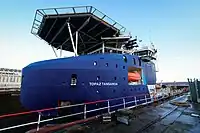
(89, 82), (118, 86)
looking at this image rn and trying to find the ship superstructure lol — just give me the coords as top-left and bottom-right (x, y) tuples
(20, 6), (158, 115)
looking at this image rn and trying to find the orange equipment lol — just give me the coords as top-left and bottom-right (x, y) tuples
(128, 71), (141, 82)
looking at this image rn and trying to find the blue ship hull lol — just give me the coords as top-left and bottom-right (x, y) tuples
(20, 53), (156, 115)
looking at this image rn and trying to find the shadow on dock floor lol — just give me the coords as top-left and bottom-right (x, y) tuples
(59, 95), (200, 133)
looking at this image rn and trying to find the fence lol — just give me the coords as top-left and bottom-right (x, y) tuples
(0, 93), (173, 132)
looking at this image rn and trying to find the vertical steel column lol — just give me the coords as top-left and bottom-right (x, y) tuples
(51, 46), (58, 57)
(36, 113), (41, 131)
(102, 42), (105, 53)
(60, 45), (62, 57)
(67, 22), (77, 56)
(145, 95), (147, 103)
(75, 31), (78, 55)
(123, 98), (126, 109)
(134, 97), (137, 105)
(84, 104), (87, 119)
(107, 100), (110, 113)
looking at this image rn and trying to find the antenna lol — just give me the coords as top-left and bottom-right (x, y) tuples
(148, 29), (159, 72)
(149, 30), (152, 44)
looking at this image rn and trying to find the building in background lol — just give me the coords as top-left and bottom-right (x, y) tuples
(0, 68), (22, 91)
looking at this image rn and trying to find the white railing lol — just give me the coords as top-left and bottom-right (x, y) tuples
(87, 47), (103, 54)
(104, 47), (135, 54)
(0, 93), (176, 132)
(87, 46), (136, 55)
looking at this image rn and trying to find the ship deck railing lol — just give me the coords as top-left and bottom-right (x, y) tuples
(0, 91), (186, 132)
(88, 46), (136, 55)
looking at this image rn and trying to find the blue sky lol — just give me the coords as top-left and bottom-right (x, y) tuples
(0, 0), (199, 82)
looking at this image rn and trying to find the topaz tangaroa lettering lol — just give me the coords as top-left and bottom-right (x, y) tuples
(89, 82), (118, 86)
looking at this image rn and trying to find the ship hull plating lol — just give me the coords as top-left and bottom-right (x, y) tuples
(20, 54), (156, 115)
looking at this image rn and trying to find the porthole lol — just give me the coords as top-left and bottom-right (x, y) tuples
(94, 61), (97, 66)
(97, 76), (100, 80)
(123, 66), (125, 69)
(116, 64), (118, 68)
(106, 63), (108, 67)
(62, 81), (66, 85)
(82, 82), (85, 85)
(114, 77), (117, 80)
(123, 77), (125, 80)
(123, 55), (127, 63)
(113, 89), (116, 93)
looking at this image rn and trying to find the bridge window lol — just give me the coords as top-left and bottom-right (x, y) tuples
(139, 58), (141, 66)
(133, 58), (136, 65)
(114, 77), (117, 80)
(97, 76), (100, 80)
(123, 66), (125, 69)
(106, 63), (108, 67)
(116, 64), (118, 68)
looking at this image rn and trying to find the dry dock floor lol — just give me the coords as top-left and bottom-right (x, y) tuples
(65, 95), (200, 133)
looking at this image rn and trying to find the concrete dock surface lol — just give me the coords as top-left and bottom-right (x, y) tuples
(65, 95), (200, 133)
(27, 94), (200, 133)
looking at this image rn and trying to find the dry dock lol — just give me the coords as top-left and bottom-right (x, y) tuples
(51, 94), (200, 133)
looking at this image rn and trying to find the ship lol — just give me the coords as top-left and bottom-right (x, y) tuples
(20, 6), (158, 116)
